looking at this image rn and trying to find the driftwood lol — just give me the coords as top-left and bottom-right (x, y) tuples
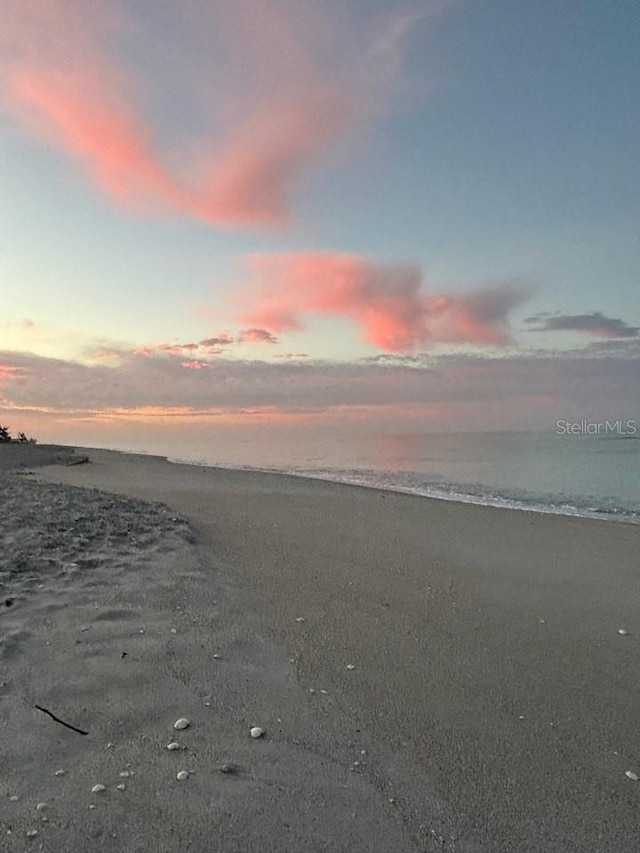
(35, 704), (89, 735)
(65, 455), (89, 466)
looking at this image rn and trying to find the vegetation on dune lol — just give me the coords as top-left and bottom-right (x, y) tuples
(0, 426), (36, 444)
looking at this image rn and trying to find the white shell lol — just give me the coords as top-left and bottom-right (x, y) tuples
(54, 769), (66, 777)
(116, 783), (126, 791)
(167, 742), (181, 750)
(176, 770), (190, 781)
(346, 663), (356, 670)
(36, 803), (47, 811)
(173, 717), (190, 730)
(296, 617), (305, 623)
(625, 770), (639, 781)
(26, 830), (39, 838)
(617, 629), (629, 635)
(250, 726), (265, 739)
(91, 784), (106, 793)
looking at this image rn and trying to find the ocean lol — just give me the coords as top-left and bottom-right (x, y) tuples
(167, 429), (640, 525)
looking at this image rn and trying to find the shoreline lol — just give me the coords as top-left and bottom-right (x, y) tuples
(41, 442), (640, 527)
(164, 456), (640, 528)
(2, 444), (640, 851)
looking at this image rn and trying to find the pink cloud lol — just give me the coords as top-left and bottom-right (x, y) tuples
(237, 328), (279, 345)
(1, 1), (184, 214)
(128, 329), (278, 363)
(134, 341), (203, 358)
(180, 360), (209, 370)
(0, 365), (26, 382)
(0, 0), (425, 228)
(132, 345), (157, 358)
(130, 329), (280, 362)
(237, 253), (531, 352)
(274, 353), (310, 361)
(200, 334), (235, 347)
(157, 342), (199, 355)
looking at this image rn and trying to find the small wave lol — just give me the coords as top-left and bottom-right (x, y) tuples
(167, 458), (639, 525)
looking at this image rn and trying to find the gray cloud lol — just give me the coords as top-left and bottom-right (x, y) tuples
(525, 311), (639, 339)
(1, 347), (638, 430)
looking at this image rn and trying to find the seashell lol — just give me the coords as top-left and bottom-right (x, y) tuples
(296, 617), (305, 623)
(167, 742), (182, 750)
(9, 795), (19, 802)
(625, 770), (639, 781)
(54, 769), (66, 777)
(173, 717), (190, 730)
(219, 763), (237, 774)
(36, 803), (47, 811)
(116, 783), (126, 791)
(346, 664), (356, 670)
(26, 830), (39, 838)
(176, 770), (189, 781)
(250, 726), (265, 739)
(91, 784), (106, 793)
(617, 629), (629, 635)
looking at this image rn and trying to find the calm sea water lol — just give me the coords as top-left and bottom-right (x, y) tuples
(167, 431), (640, 525)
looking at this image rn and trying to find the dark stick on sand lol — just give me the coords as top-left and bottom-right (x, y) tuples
(35, 704), (89, 735)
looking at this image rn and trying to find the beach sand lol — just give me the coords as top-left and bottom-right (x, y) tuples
(1, 445), (639, 851)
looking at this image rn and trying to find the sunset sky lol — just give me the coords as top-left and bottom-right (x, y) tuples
(1, 0), (638, 451)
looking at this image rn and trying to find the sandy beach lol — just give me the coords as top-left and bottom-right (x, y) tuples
(1, 444), (639, 852)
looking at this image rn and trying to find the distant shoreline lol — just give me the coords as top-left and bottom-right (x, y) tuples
(3, 438), (637, 525)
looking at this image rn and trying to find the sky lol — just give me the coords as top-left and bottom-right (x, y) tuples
(1, 0), (638, 453)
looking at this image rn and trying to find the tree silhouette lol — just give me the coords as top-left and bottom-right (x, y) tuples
(0, 426), (36, 444)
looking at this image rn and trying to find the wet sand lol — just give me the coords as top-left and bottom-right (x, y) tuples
(1, 444), (639, 851)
